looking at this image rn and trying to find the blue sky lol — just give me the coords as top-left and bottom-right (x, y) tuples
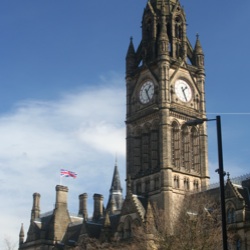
(0, 0), (250, 248)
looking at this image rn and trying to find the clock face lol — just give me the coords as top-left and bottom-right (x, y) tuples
(175, 79), (192, 102)
(139, 80), (154, 104)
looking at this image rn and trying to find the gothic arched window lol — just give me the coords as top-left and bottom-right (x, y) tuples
(175, 16), (183, 39)
(182, 126), (190, 170)
(174, 175), (180, 188)
(191, 127), (200, 172)
(151, 128), (159, 169)
(142, 132), (150, 171)
(227, 208), (236, 224)
(227, 208), (232, 223)
(133, 127), (142, 175)
(184, 178), (189, 190)
(172, 122), (180, 168)
(193, 180), (199, 191)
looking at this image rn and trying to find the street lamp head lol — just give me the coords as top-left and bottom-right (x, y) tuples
(185, 119), (206, 126)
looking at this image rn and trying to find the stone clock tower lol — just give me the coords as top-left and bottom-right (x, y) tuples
(125, 0), (209, 225)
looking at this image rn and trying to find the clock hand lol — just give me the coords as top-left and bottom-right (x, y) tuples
(181, 87), (188, 102)
(145, 89), (150, 101)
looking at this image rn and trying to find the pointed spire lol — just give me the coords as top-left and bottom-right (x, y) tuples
(106, 160), (123, 213)
(19, 223), (25, 245)
(110, 160), (122, 193)
(126, 37), (137, 76)
(126, 37), (135, 58)
(193, 33), (205, 69)
(194, 33), (204, 55)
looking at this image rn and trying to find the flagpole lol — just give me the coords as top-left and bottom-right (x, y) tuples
(60, 170), (62, 185)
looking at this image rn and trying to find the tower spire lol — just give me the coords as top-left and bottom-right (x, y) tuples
(19, 223), (25, 245)
(193, 33), (204, 69)
(106, 160), (123, 214)
(126, 37), (136, 76)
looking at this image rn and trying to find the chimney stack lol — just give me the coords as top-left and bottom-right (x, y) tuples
(79, 193), (88, 220)
(52, 185), (70, 242)
(93, 194), (104, 221)
(31, 192), (40, 221)
(55, 185), (68, 208)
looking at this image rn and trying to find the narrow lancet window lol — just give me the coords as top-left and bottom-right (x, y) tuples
(172, 122), (180, 168)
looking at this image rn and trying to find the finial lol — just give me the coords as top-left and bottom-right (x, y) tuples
(227, 172), (230, 180)
(130, 36), (133, 42)
(115, 153), (118, 166)
(196, 33), (199, 40)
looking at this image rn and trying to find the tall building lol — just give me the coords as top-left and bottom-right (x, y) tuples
(18, 0), (250, 249)
(125, 0), (208, 229)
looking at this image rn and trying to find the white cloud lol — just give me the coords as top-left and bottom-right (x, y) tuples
(0, 75), (126, 249)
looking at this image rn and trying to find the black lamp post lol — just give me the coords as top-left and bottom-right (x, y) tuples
(186, 115), (228, 250)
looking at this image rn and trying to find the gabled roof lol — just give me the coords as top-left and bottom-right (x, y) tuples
(225, 179), (244, 200)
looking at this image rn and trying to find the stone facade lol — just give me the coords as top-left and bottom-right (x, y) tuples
(18, 0), (250, 249)
(125, 0), (208, 232)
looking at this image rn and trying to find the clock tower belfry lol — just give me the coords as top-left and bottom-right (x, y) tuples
(125, 0), (209, 224)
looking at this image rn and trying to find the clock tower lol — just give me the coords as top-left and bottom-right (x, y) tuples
(125, 0), (209, 226)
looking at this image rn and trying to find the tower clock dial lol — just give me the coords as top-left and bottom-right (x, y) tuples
(139, 80), (154, 104)
(175, 79), (192, 102)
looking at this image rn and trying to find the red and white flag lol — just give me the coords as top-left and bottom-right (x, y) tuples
(60, 169), (77, 179)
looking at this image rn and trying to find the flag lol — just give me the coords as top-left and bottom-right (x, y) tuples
(60, 169), (77, 178)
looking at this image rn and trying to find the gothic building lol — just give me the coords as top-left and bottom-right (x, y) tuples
(125, 0), (208, 230)
(18, 0), (250, 249)
(19, 163), (124, 250)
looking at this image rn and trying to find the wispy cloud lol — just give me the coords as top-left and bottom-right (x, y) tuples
(0, 74), (126, 248)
